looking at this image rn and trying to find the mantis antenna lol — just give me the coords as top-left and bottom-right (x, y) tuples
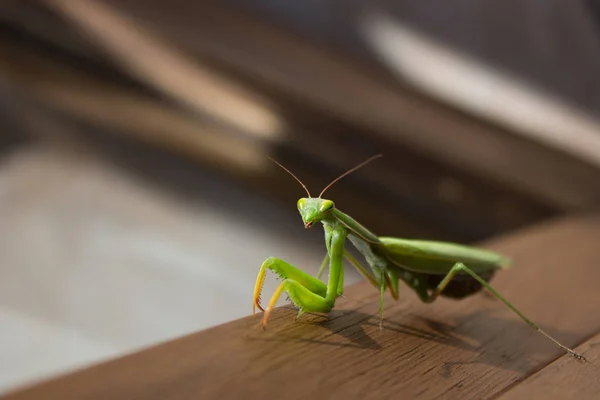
(318, 154), (382, 198)
(268, 157), (312, 198)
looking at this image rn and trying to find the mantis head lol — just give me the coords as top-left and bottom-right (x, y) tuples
(297, 198), (334, 228)
(269, 154), (382, 228)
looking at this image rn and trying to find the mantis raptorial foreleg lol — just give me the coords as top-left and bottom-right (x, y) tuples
(420, 262), (586, 360)
(262, 277), (335, 324)
(253, 257), (327, 313)
(320, 250), (381, 293)
(253, 227), (348, 327)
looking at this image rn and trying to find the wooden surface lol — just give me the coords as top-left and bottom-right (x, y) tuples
(497, 333), (600, 400)
(4, 212), (600, 399)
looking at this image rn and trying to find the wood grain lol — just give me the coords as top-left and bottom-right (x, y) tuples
(4, 212), (600, 399)
(497, 333), (600, 399)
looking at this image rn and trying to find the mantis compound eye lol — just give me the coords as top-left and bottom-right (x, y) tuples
(297, 198), (307, 210)
(319, 200), (334, 213)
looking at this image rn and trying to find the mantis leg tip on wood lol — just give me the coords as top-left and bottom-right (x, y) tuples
(568, 350), (587, 362)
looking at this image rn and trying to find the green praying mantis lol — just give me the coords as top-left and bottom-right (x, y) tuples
(252, 155), (586, 361)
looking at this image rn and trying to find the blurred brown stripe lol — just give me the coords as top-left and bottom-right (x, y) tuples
(2, 0), (598, 242)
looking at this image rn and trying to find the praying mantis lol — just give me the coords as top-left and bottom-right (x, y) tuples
(252, 155), (586, 361)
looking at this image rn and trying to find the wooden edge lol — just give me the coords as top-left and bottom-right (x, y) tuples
(4, 211), (600, 399)
(496, 332), (600, 399)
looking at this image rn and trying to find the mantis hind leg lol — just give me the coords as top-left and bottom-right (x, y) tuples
(420, 262), (586, 361)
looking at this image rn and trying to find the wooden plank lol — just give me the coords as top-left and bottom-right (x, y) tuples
(497, 333), (600, 399)
(4, 212), (600, 399)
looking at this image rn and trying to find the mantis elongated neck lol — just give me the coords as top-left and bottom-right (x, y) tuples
(331, 208), (381, 244)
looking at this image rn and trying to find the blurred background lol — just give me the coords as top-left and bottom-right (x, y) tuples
(1, 0), (600, 393)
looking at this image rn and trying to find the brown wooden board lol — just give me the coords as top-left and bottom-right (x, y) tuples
(4, 212), (600, 399)
(497, 333), (600, 399)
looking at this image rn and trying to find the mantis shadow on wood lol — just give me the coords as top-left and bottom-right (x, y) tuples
(382, 309), (585, 375)
(245, 307), (382, 350)
(247, 304), (586, 375)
